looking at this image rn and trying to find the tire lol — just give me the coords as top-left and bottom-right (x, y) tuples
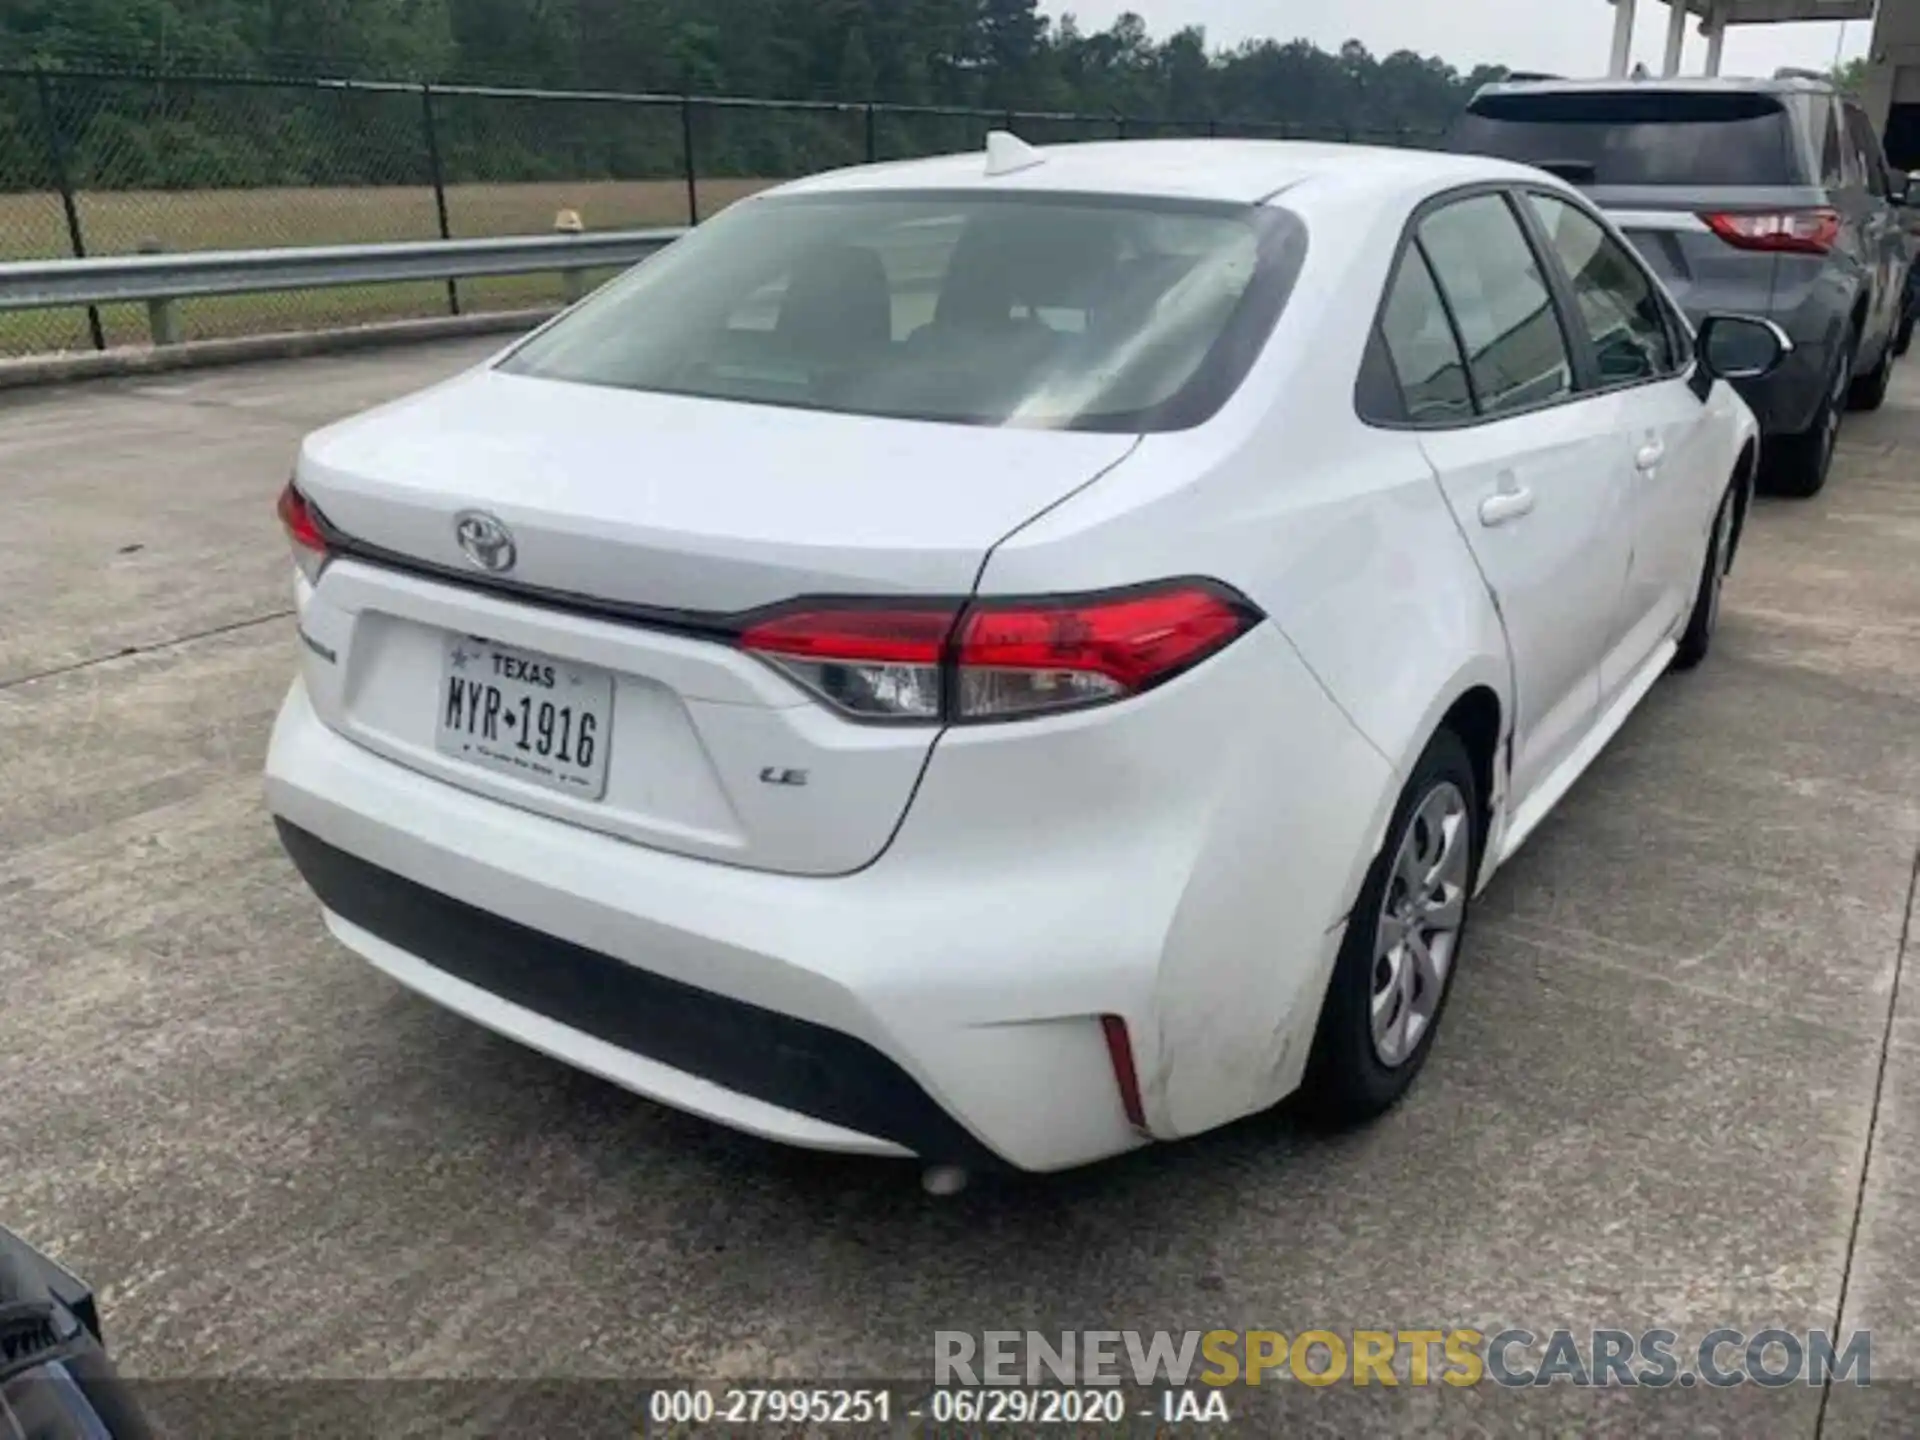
(1765, 329), (1853, 499)
(1301, 727), (1479, 1127)
(1895, 311), (1914, 359)
(1671, 484), (1735, 673)
(1849, 330), (1893, 412)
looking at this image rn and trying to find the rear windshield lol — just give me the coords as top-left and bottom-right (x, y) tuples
(498, 191), (1305, 431)
(1450, 90), (1803, 187)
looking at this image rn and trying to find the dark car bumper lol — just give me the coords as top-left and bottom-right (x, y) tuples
(1723, 332), (1833, 438)
(273, 819), (1006, 1171)
(0, 1228), (151, 1439)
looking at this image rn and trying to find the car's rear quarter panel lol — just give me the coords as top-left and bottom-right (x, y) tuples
(886, 624), (1392, 1141)
(969, 191), (1513, 1130)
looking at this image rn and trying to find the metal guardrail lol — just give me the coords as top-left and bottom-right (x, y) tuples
(0, 61), (1453, 356)
(0, 227), (687, 345)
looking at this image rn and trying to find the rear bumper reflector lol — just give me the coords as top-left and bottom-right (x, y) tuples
(1100, 1014), (1149, 1133)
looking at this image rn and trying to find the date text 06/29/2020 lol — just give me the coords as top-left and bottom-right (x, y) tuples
(641, 1386), (1202, 1428)
(636, 1325), (1871, 1433)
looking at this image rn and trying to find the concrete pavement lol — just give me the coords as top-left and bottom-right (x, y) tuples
(0, 343), (1915, 1435)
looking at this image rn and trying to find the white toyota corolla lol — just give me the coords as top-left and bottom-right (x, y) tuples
(266, 135), (1785, 1176)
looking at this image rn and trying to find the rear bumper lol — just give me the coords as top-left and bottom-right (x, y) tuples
(265, 616), (1391, 1172)
(274, 818), (1001, 1167)
(1727, 334), (1832, 437)
(268, 678), (1124, 1169)
(1676, 276), (1841, 437)
(0, 1229), (149, 1440)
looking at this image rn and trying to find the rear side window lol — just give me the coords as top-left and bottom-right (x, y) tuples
(1451, 90), (1803, 187)
(1377, 249), (1473, 422)
(1418, 194), (1574, 416)
(1837, 104), (1867, 188)
(1817, 97), (1848, 187)
(1846, 106), (1890, 196)
(1525, 193), (1676, 383)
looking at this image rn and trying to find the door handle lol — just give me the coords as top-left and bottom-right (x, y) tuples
(1479, 487), (1535, 526)
(1635, 441), (1665, 472)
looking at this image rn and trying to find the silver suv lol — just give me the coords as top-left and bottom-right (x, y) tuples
(1451, 75), (1913, 496)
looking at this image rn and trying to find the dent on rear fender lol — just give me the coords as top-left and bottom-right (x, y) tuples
(1139, 634), (1394, 1137)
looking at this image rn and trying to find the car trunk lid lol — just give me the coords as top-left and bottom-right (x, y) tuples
(1450, 87), (1816, 324)
(1590, 189), (1842, 328)
(291, 366), (1139, 876)
(1591, 194), (1790, 321)
(299, 366), (1138, 612)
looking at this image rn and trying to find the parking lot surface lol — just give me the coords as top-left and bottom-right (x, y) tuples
(1, 341), (1917, 1435)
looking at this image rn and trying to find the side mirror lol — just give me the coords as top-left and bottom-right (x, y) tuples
(1697, 313), (1792, 382)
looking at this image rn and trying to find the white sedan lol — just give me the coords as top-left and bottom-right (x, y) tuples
(266, 135), (1784, 1176)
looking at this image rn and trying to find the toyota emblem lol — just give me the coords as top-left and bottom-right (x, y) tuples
(454, 510), (516, 574)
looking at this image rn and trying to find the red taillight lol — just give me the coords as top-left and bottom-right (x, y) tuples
(738, 605), (954, 720)
(737, 607), (954, 665)
(276, 480), (329, 584)
(955, 583), (1255, 719)
(736, 581), (1259, 723)
(1701, 209), (1839, 255)
(1101, 1015), (1148, 1131)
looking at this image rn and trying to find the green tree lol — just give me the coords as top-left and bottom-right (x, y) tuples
(1160, 26), (1212, 120)
(977, 0), (1045, 107)
(839, 26), (878, 101)
(0, 0), (1518, 193)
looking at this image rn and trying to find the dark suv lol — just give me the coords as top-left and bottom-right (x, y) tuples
(1450, 75), (1912, 495)
(0, 1227), (151, 1439)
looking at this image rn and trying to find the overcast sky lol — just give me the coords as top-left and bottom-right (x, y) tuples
(1054, 1), (1869, 78)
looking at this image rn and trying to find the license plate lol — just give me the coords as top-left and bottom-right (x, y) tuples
(434, 636), (613, 800)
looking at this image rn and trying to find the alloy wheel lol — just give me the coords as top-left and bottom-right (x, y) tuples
(1369, 781), (1470, 1068)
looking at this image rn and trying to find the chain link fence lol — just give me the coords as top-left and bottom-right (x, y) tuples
(0, 65), (1447, 358)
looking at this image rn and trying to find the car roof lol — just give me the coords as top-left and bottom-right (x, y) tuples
(765, 138), (1551, 208)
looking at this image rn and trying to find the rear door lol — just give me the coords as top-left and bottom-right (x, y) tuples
(1844, 102), (1908, 355)
(1519, 188), (1716, 694)
(1391, 191), (1634, 806)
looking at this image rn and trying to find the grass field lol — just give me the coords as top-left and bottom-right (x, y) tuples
(0, 177), (774, 356)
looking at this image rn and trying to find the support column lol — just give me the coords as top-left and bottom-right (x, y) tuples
(1861, 0), (1920, 136)
(1662, 0), (1689, 76)
(1610, 0), (1638, 78)
(1704, 4), (1726, 77)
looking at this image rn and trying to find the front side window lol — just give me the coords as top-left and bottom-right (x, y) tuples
(1418, 193), (1574, 416)
(1525, 192), (1676, 384)
(500, 191), (1306, 432)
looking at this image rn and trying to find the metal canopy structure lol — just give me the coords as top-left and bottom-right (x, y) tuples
(1605, 0), (1875, 78)
(1860, 0), (1920, 152)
